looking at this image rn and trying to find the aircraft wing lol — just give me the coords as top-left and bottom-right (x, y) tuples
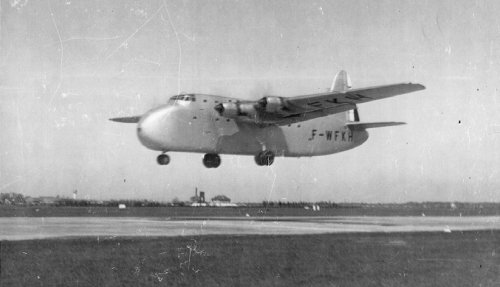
(271, 83), (425, 125)
(284, 83), (425, 115)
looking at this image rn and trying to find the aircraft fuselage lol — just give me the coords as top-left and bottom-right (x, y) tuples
(137, 94), (369, 157)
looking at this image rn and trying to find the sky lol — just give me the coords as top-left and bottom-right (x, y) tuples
(1, 0), (499, 203)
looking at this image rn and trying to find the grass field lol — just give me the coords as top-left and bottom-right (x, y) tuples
(1, 204), (499, 218)
(1, 231), (499, 286)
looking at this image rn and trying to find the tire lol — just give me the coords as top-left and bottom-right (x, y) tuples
(156, 154), (170, 165)
(255, 151), (274, 166)
(203, 154), (221, 168)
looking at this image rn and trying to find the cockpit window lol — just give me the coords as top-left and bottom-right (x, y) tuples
(170, 94), (196, 102)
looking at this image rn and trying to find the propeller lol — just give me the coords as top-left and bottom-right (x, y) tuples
(214, 103), (224, 115)
(257, 97), (267, 108)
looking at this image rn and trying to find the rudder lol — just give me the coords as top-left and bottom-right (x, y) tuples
(330, 70), (358, 122)
(330, 70), (352, 92)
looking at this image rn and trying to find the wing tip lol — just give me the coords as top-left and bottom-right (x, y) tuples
(408, 83), (426, 90)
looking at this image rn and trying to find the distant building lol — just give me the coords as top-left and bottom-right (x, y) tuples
(191, 202), (208, 207)
(190, 188), (206, 204)
(210, 195), (237, 207)
(199, 191), (205, 203)
(210, 201), (238, 207)
(211, 195), (230, 202)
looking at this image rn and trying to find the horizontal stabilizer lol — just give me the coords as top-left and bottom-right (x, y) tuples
(347, 121), (405, 130)
(109, 116), (142, 123)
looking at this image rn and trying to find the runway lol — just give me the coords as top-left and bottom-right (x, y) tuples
(0, 216), (499, 240)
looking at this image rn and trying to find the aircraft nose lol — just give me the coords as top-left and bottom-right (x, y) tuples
(136, 120), (147, 141)
(136, 109), (167, 151)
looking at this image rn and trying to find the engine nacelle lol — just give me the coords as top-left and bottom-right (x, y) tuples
(257, 96), (285, 113)
(238, 103), (258, 117)
(214, 102), (239, 118)
(214, 97), (286, 123)
(214, 102), (257, 119)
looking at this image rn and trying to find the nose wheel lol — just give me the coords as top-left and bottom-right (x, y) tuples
(255, 151), (275, 166)
(157, 154), (170, 165)
(203, 153), (221, 168)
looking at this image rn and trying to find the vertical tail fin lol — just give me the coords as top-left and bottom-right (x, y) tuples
(330, 70), (352, 92)
(331, 70), (359, 122)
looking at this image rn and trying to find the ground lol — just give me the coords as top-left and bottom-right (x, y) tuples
(1, 230), (499, 286)
(1, 204), (499, 217)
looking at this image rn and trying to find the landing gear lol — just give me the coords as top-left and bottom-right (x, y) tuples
(156, 154), (170, 165)
(255, 151), (275, 166)
(203, 153), (221, 168)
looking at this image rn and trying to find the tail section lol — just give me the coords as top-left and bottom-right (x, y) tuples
(347, 108), (360, 122)
(331, 70), (403, 131)
(328, 70), (406, 132)
(330, 70), (352, 92)
(331, 70), (359, 123)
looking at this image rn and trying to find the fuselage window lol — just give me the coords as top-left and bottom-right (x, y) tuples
(171, 94), (197, 102)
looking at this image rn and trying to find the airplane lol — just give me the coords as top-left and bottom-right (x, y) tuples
(110, 70), (425, 168)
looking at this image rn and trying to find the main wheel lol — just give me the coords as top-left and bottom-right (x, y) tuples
(203, 153), (221, 168)
(255, 151), (275, 166)
(156, 154), (170, 165)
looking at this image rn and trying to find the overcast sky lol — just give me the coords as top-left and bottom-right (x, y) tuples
(1, 0), (499, 202)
